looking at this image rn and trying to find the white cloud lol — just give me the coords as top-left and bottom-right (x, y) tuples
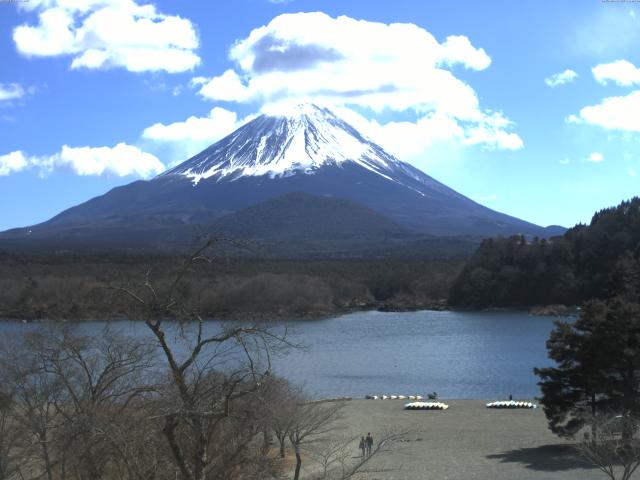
(559, 158), (570, 165)
(0, 151), (29, 176)
(13, 0), (200, 73)
(0, 83), (25, 102)
(332, 106), (461, 159)
(191, 12), (520, 157)
(587, 152), (604, 163)
(1, 143), (164, 178)
(439, 35), (492, 71)
(568, 90), (640, 132)
(0, 83), (37, 105)
(191, 12), (523, 154)
(629, 167), (637, 176)
(51, 143), (165, 176)
(199, 12), (490, 113)
(462, 112), (524, 150)
(141, 107), (260, 165)
(142, 107), (240, 146)
(330, 106), (521, 161)
(544, 69), (578, 87)
(197, 70), (252, 103)
(592, 59), (640, 86)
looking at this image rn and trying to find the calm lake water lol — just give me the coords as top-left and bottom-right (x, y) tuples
(1, 310), (562, 400)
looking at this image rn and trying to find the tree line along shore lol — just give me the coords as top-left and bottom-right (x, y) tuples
(0, 254), (459, 321)
(1, 196), (639, 321)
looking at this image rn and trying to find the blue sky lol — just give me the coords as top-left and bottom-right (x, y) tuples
(1, 0), (639, 231)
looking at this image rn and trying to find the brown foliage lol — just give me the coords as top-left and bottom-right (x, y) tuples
(0, 252), (461, 320)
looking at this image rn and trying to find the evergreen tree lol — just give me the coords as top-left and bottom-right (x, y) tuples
(535, 298), (640, 444)
(450, 197), (640, 308)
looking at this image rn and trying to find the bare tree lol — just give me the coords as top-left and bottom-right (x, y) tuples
(0, 324), (158, 480)
(0, 390), (26, 480)
(306, 436), (355, 479)
(287, 398), (345, 480)
(27, 326), (154, 480)
(577, 413), (640, 480)
(0, 342), (63, 480)
(116, 239), (291, 480)
(260, 376), (298, 459)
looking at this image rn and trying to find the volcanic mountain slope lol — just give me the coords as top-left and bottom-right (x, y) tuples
(0, 104), (562, 253)
(212, 192), (406, 239)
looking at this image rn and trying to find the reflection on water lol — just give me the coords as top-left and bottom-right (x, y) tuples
(1, 309), (561, 399)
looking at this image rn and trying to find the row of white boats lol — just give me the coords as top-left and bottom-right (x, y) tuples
(402, 400), (538, 410)
(485, 400), (537, 409)
(404, 402), (449, 410)
(365, 394), (425, 400)
(364, 395), (538, 410)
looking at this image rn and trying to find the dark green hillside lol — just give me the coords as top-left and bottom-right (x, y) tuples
(450, 197), (640, 308)
(213, 192), (406, 238)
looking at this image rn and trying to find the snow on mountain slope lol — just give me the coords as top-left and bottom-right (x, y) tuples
(161, 103), (423, 193)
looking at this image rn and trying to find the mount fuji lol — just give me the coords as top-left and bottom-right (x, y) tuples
(0, 104), (563, 255)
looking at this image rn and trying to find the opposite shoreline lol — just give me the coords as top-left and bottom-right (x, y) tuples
(0, 302), (578, 322)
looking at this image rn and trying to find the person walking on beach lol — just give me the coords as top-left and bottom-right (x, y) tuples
(365, 432), (373, 456)
(359, 436), (366, 458)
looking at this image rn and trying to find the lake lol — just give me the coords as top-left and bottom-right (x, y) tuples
(275, 310), (559, 399)
(0, 309), (562, 400)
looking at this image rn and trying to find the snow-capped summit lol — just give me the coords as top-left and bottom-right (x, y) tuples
(162, 103), (409, 185)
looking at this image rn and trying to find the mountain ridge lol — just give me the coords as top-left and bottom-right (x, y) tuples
(0, 103), (563, 255)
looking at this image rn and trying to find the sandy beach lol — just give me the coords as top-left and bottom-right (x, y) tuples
(318, 399), (604, 480)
